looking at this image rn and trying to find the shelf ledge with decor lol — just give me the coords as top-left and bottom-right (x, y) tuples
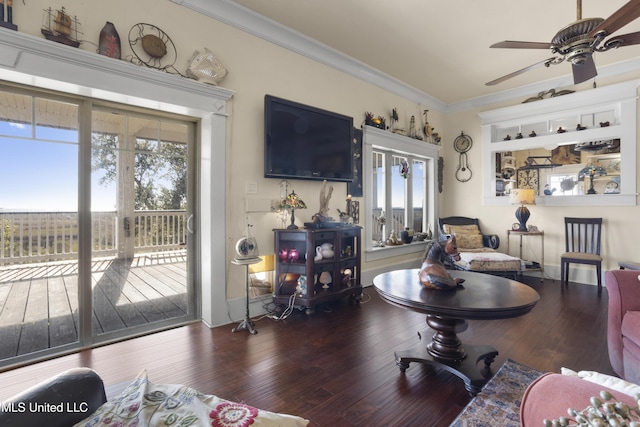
(479, 79), (638, 207)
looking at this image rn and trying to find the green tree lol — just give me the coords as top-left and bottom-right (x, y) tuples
(91, 133), (187, 210)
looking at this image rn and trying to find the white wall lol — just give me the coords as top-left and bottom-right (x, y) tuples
(9, 0), (637, 312)
(8, 0), (442, 310)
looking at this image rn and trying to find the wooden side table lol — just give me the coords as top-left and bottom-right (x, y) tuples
(507, 230), (544, 281)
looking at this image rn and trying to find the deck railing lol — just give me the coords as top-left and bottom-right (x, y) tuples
(0, 210), (186, 265)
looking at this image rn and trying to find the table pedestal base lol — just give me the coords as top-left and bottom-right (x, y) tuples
(395, 324), (498, 395)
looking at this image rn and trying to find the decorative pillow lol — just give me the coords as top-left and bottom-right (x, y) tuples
(561, 367), (640, 397)
(442, 224), (481, 235)
(453, 232), (484, 249)
(74, 370), (309, 427)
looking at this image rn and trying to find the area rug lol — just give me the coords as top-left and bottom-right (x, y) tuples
(449, 358), (545, 427)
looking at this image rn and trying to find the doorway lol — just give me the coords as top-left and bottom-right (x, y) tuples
(0, 86), (197, 368)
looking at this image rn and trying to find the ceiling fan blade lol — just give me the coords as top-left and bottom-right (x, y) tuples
(485, 57), (556, 86)
(572, 56), (598, 84)
(490, 40), (554, 49)
(588, 0), (640, 37)
(605, 30), (640, 47)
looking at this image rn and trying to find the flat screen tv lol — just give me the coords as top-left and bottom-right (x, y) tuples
(264, 95), (354, 182)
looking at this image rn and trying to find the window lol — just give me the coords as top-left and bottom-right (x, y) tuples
(363, 126), (440, 260)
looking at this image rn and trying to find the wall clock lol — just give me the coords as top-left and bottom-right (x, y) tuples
(454, 132), (472, 182)
(517, 169), (539, 191)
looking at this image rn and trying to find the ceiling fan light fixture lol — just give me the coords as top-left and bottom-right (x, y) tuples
(567, 47), (592, 65)
(487, 0), (640, 86)
(552, 18), (605, 65)
(551, 18), (604, 47)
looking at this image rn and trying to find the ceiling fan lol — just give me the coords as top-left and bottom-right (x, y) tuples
(486, 0), (640, 86)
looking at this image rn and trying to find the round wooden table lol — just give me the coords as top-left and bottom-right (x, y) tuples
(373, 269), (540, 394)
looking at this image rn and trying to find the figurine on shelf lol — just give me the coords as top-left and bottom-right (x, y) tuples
(423, 109), (434, 140)
(374, 212), (386, 247)
(98, 22), (121, 59)
(341, 269), (352, 286)
(319, 271), (332, 289)
(386, 230), (403, 246)
(390, 108), (406, 135)
(288, 248), (299, 262)
(409, 115), (421, 140)
(318, 243), (334, 259)
(557, 127), (566, 133)
(425, 223), (433, 240)
(365, 112), (386, 129)
(296, 276), (307, 296)
(186, 48), (228, 86)
(311, 180), (334, 224)
(577, 124), (587, 131)
(41, 6), (83, 48)
(0, 0), (17, 30)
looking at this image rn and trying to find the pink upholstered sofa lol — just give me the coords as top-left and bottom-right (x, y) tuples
(606, 269), (640, 384)
(520, 373), (637, 426)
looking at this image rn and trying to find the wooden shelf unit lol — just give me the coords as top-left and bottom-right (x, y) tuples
(273, 227), (362, 315)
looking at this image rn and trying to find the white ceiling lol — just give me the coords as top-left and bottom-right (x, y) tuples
(231, 0), (640, 106)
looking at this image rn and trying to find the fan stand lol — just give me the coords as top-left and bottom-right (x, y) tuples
(231, 256), (261, 334)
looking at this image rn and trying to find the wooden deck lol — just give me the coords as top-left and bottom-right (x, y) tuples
(0, 252), (188, 362)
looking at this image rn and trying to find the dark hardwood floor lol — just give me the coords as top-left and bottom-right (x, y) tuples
(0, 275), (613, 426)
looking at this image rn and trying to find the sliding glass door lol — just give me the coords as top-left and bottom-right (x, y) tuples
(0, 85), (197, 368)
(0, 89), (81, 362)
(89, 108), (195, 341)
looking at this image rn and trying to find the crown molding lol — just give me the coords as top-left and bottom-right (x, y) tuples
(170, 0), (447, 112)
(172, 0), (640, 114)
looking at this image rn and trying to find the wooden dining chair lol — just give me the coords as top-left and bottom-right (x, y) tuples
(561, 217), (603, 295)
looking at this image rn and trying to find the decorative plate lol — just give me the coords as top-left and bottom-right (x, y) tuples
(128, 23), (178, 72)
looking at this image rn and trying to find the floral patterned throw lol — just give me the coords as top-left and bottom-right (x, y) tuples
(73, 370), (308, 427)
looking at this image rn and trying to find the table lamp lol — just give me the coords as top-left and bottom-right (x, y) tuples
(578, 165), (607, 194)
(280, 191), (307, 229)
(510, 189), (535, 232)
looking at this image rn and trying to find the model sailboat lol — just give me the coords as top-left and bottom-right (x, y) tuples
(41, 6), (83, 47)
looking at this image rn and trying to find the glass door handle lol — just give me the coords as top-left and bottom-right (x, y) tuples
(187, 214), (194, 234)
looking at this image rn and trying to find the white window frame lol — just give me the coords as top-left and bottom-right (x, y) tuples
(363, 126), (440, 261)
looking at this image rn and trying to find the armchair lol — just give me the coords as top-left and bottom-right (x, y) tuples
(438, 216), (522, 277)
(605, 270), (640, 384)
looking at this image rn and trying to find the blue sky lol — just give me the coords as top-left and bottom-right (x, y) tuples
(0, 122), (115, 212)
